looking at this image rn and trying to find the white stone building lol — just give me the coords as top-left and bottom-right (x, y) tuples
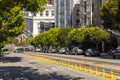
(24, 0), (55, 37)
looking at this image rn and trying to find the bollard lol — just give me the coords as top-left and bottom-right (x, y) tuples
(102, 68), (105, 78)
(70, 63), (74, 68)
(62, 60), (65, 66)
(67, 62), (71, 68)
(84, 65), (87, 72)
(61, 60), (64, 66)
(89, 66), (93, 74)
(109, 70), (116, 80)
(73, 64), (76, 69)
(79, 64), (82, 71)
(95, 67), (98, 76)
(64, 61), (67, 66)
(74, 64), (78, 70)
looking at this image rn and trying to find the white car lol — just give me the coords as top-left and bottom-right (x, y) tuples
(3, 48), (10, 54)
(72, 47), (83, 55)
(59, 48), (66, 54)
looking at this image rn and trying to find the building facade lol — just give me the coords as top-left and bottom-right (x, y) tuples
(79, 0), (102, 27)
(54, 0), (104, 28)
(24, 0), (55, 37)
(55, 0), (81, 28)
(54, 0), (73, 27)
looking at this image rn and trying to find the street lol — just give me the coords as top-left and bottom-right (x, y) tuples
(0, 53), (107, 80)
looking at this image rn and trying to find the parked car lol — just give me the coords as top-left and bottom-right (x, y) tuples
(14, 48), (24, 53)
(59, 47), (70, 54)
(24, 48), (30, 51)
(109, 46), (120, 58)
(49, 48), (57, 53)
(3, 48), (10, 54)
(35, 48), (42, 52)
(84, 48), (100, 56)
(72, 47), (83, 55)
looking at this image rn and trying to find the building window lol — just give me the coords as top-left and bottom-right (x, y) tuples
(52, 11), (54, 16)
(84, 1), (86, 13)
(76, 9), (79, 15)
(40, 12), (43, 16)
(76, 20), (80, 25)
(92, 3), (94, 12)
(48, 0), (54, 5)
(46, 11), (49, 16)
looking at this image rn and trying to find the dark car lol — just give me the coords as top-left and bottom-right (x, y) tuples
(14, 48), (24, 53)
(24, 48), (30, 51)
(72, 47), (83, 55)
(84, 48), (100, 56)
(3, 48), (10, 54)
(109, 47), (120, 58)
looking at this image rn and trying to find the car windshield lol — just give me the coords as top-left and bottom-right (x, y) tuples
(116, 47), (120, 50)
(3, 49), (8, 51)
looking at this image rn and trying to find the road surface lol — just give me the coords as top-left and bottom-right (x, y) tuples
(0, 53), (107, 80)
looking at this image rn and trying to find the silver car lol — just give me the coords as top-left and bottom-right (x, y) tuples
(85, 48), (100, 56)
(72, 47), (83, 55)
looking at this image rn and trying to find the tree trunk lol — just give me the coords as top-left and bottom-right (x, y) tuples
(96, 42), (99, 50)
(101, 41), (104, 52)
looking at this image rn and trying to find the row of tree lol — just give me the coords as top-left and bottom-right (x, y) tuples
(27, 27), (110, 51)
(0, 0), (119, 55)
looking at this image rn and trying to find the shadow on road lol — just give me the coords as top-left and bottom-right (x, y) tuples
(2, 66), (84, 80)
(1, 57), (22, 63)
(98, 54), (120, 60)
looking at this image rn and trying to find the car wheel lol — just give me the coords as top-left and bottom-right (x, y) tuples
(97, 54), (100, 56)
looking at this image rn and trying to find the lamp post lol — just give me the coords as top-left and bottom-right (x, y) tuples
(101, 20), (105, 52)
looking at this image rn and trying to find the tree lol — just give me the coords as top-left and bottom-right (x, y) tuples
(68, 28), (87, 44)
(100, 0), (120, 31)
(58, 27), (73, 46)
(30, 28), (60, 46)
(86, 27), (110, 50)
(46, 28), (60, 46)
(0, 0), (48, 54)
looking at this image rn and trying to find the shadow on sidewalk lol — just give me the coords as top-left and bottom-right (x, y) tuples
(2, 66), (84, 80)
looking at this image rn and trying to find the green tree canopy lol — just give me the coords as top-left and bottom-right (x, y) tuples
(31, 28), (60, 47)
(86, 27), (110, 42)
(46, 28), (60, 46)
(58, 27), (73, 46)
(68, 27), (87, 44)
(85, 27), (110, 50)
(0, 0), (48, 48)
(100, 0), (120, 31)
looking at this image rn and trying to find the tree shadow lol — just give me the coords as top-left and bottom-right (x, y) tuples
(1, 66), (84, 80)
(98, 54), (120, 59)
(0, 56), (22, 63)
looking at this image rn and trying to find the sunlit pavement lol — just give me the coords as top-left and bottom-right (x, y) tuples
(1, 53), (107, 80)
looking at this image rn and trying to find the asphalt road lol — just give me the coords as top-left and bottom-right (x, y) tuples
(0, 53), (107, 80)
